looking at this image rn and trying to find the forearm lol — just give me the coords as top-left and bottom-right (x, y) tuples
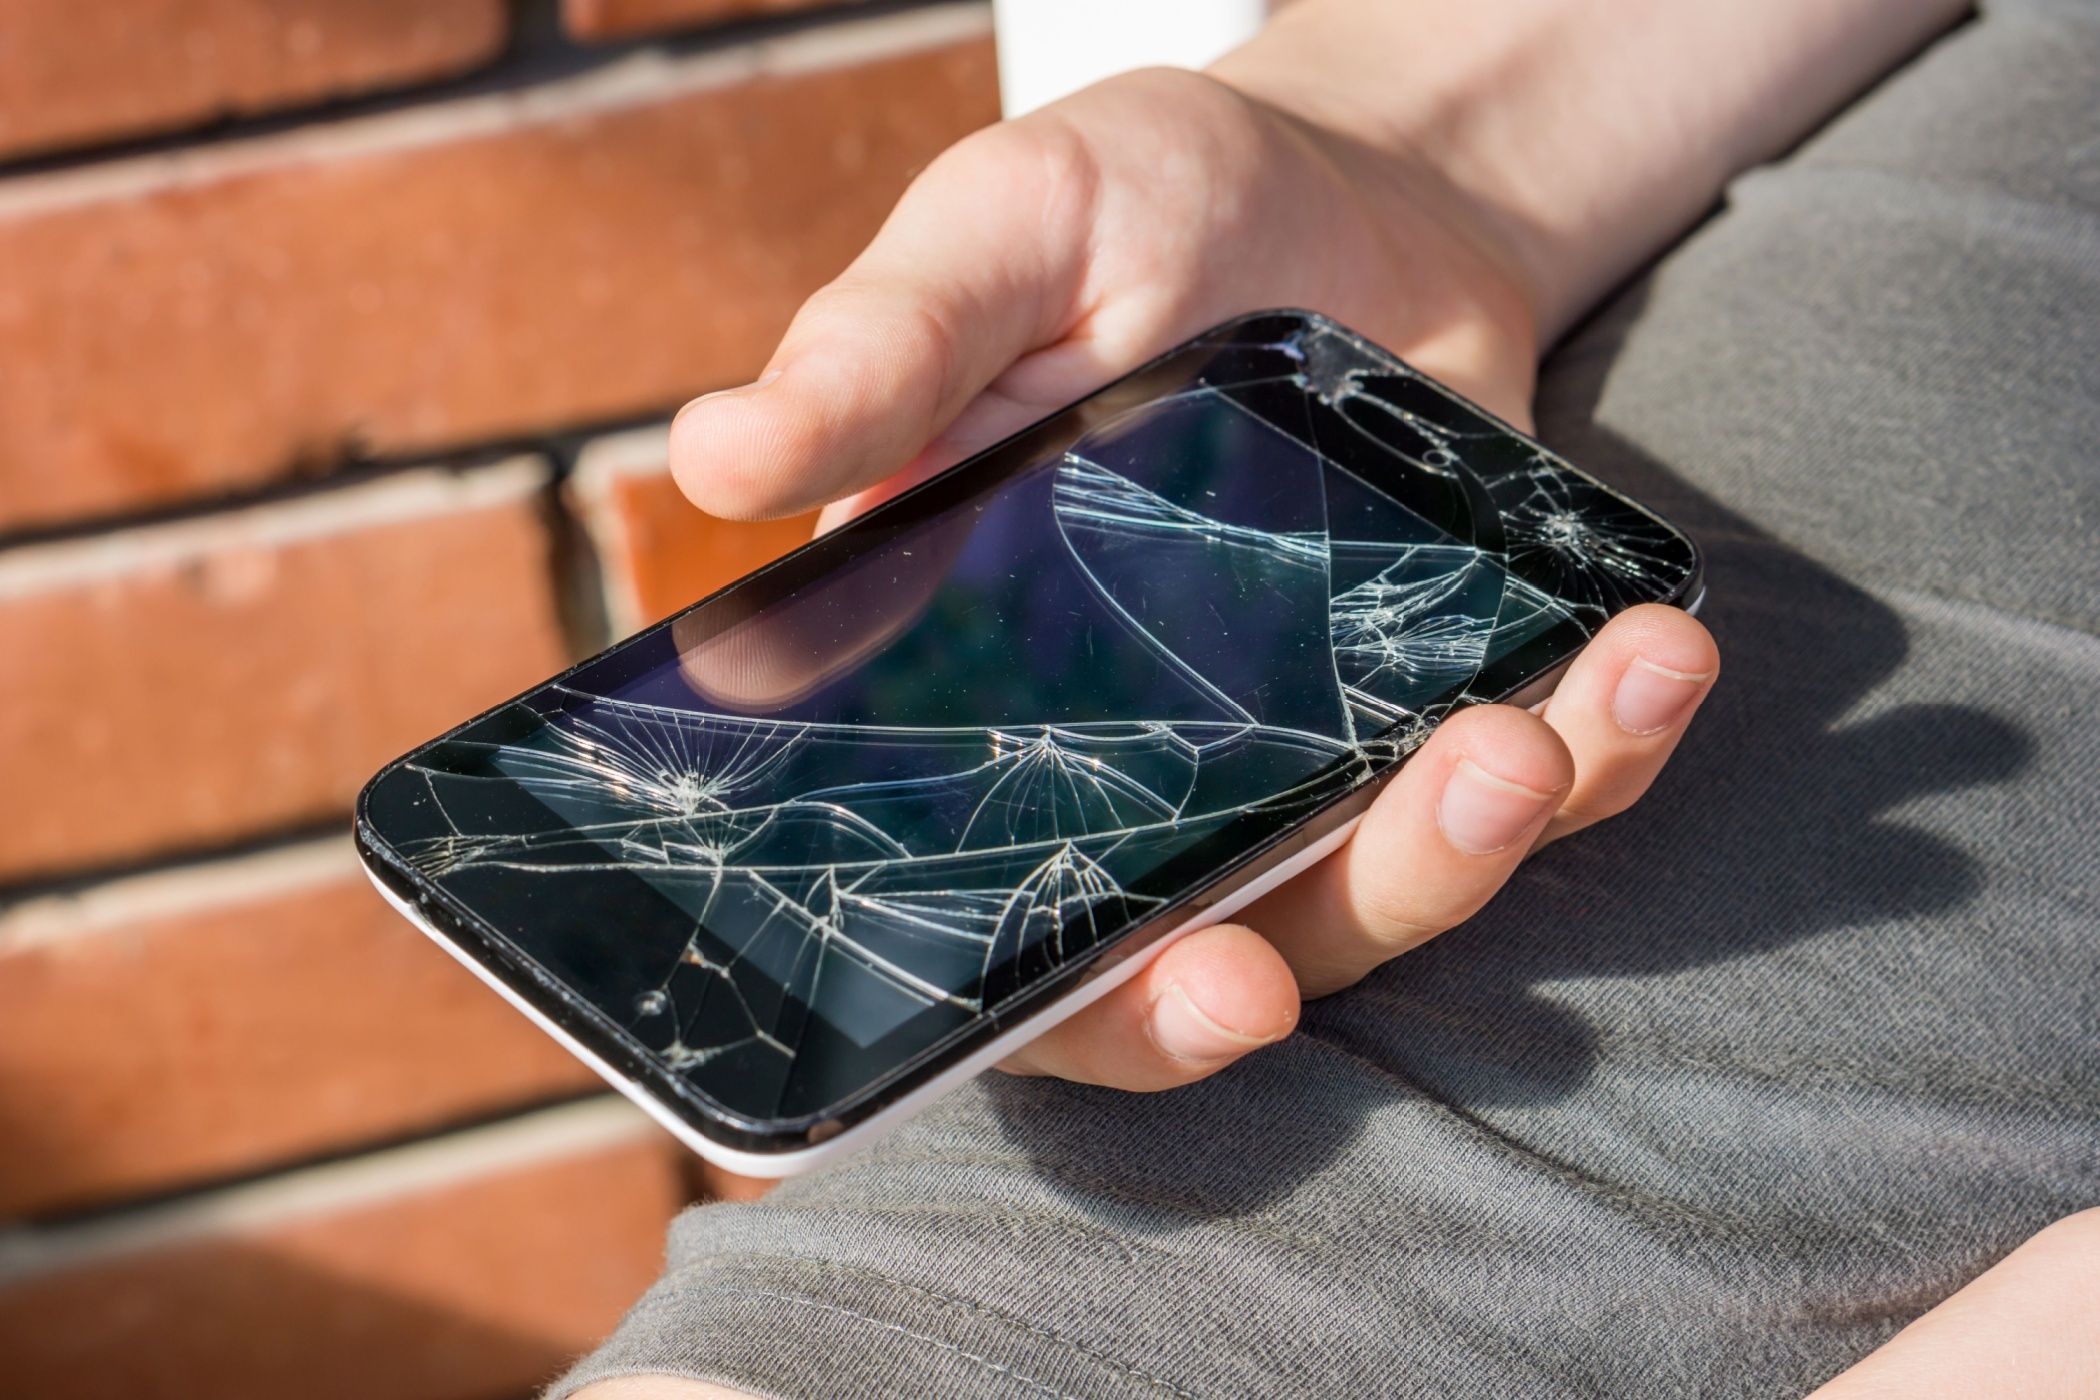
(1211, 0), (1970, 345)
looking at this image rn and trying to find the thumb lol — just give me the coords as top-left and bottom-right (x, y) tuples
(670, 122), (1097, 521)
(997, 923), (1301, 1091)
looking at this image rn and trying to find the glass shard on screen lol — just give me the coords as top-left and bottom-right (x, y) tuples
(364, 314), (1696, 1126)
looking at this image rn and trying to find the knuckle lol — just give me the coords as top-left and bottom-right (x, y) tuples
(1553, 792), (1632, 831)
(1451, 699), (1571, 757)
(1616, 603), (1721, 670)
(1349, 884), (1452, 955)
(889, 295), (964, 414)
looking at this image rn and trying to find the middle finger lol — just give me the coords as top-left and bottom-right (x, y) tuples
(1247, 703), (1574, 999)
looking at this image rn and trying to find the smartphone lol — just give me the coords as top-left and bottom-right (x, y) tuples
(356, 309), (1702, 1176)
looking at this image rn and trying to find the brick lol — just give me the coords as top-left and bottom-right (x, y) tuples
(0, 1100), (689, 1400)
(0, 461), (568, 882)
(0, 1), (508, 162)
(0, 8), (999, 533)
(0, 839), (603, 1218)
(565, 0), (855, 44)
(570, 423), (817, 633)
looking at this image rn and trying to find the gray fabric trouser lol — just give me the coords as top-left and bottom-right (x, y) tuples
(556, 4), (2100, 1395)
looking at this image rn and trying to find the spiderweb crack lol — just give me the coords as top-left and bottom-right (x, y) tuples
(390, 318), (1691, 1115)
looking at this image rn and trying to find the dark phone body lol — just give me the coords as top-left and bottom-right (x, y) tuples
(356, 310), (1703, 1166)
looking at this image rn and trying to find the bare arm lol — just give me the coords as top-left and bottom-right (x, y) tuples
(1214, 0), (1966, 346)
(1811, 1211), (2100, 1398)
(575, 1212), (2100, 1399)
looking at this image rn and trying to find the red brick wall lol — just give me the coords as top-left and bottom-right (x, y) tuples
(0, 3), (998, 1394)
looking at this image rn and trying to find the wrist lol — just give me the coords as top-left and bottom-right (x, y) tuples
(1205, 14), (1554, 363)
(1211, 0), (1970, 344)
(1207, 3), (1571, 338)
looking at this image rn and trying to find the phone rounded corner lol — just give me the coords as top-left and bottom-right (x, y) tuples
(1284, 305), (1342, 332)
(640, 1091), (856, 1180)
(690, 1133), (832, 1181)
(355, 307), (1712, 1183)
(352, 758), (415, 871)
(1671, 537), (1710, 617)
(1213, 306), (1333, 339)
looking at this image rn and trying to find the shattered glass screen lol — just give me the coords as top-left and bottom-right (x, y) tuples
(360, 313), (1698, 1135)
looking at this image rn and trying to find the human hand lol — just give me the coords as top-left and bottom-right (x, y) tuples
(667, 63), (1719, 1091)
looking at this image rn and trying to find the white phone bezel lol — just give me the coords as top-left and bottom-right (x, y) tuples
(361, 815), (1360, 1178)
(364, 581), (1704, 1179)
(353, 296), (1713, 1183)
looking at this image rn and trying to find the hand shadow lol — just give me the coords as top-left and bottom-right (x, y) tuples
(667, 500), (972, 712)
(982, 302), (2033, 1230)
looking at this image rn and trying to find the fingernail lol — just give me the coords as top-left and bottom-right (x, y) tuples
(1437, 758), (1554, 855)
(1612, 657), (1709, 735)
(1147, 981), (1271, 1066)
(688, 367), (782, 407)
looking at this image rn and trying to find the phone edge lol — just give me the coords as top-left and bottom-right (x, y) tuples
(350, 306), (1712, 1169)
(361, 811), (1365, 1177)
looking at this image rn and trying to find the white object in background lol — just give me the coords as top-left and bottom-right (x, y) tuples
(992, 0), (1274, 117)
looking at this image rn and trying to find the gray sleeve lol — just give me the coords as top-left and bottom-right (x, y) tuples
(555, 4), (2100, 1395)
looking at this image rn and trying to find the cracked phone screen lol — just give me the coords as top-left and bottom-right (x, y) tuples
(359, 313), (1697, 1134)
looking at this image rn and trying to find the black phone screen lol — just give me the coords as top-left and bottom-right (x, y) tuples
(358, 311), (1699, 1145)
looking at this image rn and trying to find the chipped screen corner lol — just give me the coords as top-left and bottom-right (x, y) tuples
(360, 311), (1698, 1142)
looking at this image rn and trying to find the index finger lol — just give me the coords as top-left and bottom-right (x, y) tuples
(669, 121), (1096, 521)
